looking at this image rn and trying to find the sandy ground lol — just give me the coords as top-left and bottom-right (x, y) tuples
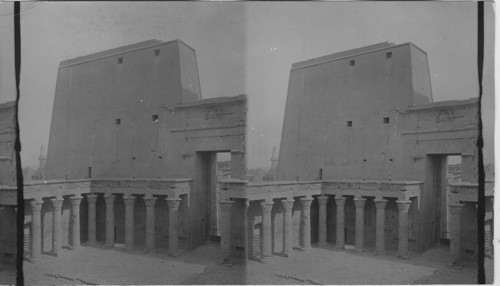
(1, 242), (492, 285)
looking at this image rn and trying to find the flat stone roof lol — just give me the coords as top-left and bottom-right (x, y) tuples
(291, 42), (427, 71)
(59, 39), (195, 68)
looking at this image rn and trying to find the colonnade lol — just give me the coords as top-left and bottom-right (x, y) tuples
(221, 195), (413, 259)
(28, 194), (183, 259)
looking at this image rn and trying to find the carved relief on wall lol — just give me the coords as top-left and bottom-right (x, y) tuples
(435, 109), (454, 123)
(204, 106), (223, 120)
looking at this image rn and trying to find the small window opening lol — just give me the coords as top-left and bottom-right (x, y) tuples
(87, 167), (92, 179)
(349, 60), (355, 66)
(346, 121), (352, 127)
(386, 52), (392, 59)
(152, 115), (159, 122)
(319, 168), (323, 180)
(383, 117), (390, 124)
(158, 156), (163, 159)
(132, 156), (136, 160)
(389, 158), (393, 162)
(115, 118), (121, 125)
(154, 49), (160, 56)
(117, 57), (123, 64)
(363, 159), (367, 162)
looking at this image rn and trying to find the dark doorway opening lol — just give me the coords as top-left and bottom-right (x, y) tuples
(426, 154), (461, 246)
(194, 151), (232, 244)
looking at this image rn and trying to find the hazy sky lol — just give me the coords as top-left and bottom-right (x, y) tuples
(0, 2), (495, 169)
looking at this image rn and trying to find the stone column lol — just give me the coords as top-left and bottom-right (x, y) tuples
(104, 195), (116, 247)
(219, 200), (235, 257)
(243, 200), (249, 261)
(354, 198), (366, 252)
(300, 197), (313, 251)
(449, 203), (464, 264)
(70, 196), (82, 249)
(123, 196), (136, 250)
(144, 197), (157, 252)
(335, 196), (346, 249)
(166, 198), (182, 255)
(30, 200), (43, 259)
(317, 196), (329, 246)
(374, 199), (388, 255)
(260, 200), (274, 258)
(86, 194), (98, 245)
(50, 198), (63, 254)
(396, 200), (412, 258)
(281, 199), (294, 256)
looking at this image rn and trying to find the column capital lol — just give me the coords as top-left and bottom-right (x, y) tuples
(317, 195), (329, 206)
(449, 203), (465, 215)
(70, 196), (82, 206)
(374, 199), (388, 209)
(104, 194), (116, 205)
(144, 197), (158, 207)
(281, 199), (294, 211)
(123, 196), (136, 206)
(86, 194), (98, 204)
(30, 200), (43, 212)
(396, 200), (412, 211)
(353, 198), (366, 208)
(260, 200), (274, 213)
(166, 197), (182, 209)
(50, 198), (64, 211)
(300, 197), (313, 208)
(334, 196), (346, 206)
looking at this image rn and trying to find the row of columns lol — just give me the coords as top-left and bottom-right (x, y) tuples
(29, 196), (81, 259)
(332, 196), (412, 257)
(29, 194), (183, 259)
(232, 195), (412, 259)
(260, 197), (314, 258)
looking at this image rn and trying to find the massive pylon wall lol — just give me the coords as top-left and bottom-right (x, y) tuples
(277, 42), (434, 181)
(46, 39), (203, 180)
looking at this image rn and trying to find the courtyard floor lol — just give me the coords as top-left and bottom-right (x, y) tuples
(2, 242), (493, 285)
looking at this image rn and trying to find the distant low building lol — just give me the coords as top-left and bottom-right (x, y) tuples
(31, 145), (46, 181)
(263, 145), (279, 182)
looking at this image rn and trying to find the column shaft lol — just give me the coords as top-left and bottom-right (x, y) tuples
(219, 200), (235, 257)
(50, 198), (63, 254)
(317, 196), (328, 246)
(86, 194), (98, 245)
(449, 204), (464, 264)
(124, 196), (136, 250)
(281, 199), (294, 256)
(166, 198), (182, 255)
(374, 199), (388, 255)
(30, 200), (43, 259)
(335, 196), (346, 249)
(300, 198), (313, 250)
(144, 197), (157, 252)
(260, 201), (274, 258)
(354, 198), (366, 251)
(104, 195), (116, 247)
(70, 196), (82, 249)
(397, 200), (412, 258)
